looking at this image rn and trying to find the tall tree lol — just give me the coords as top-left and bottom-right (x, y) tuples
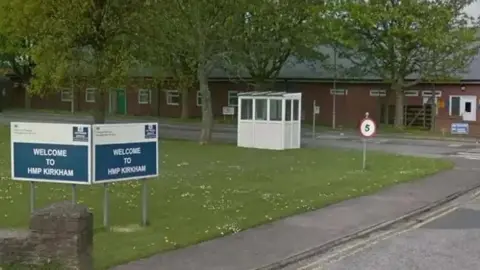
(333, 0), (479, 128)
(229, 0), (324, 90)
(149, 0), (245, 144)
(0, 0), (38, 108)
(0, 0), (152, 123)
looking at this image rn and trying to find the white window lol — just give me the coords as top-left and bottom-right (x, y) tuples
(138, 89), (151, 104)
(196, 91), (202, 107)
(228, 91), (238, 106)
(404, 90), (419, 97)
(60, 88), (72, 102)
(369, 89), (386, 97)
(330, 89), (348, 95)
(422, 90), (442, 97)
(166, 90), (180, 106)
(85, 88), (96, 103)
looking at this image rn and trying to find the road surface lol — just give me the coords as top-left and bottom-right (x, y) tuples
(0, 111), (479, 160)
(290, 188), (480, 270)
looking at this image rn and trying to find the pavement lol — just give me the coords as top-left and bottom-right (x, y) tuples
(4, 111), (480, 270)
(292, 183), (480, 270)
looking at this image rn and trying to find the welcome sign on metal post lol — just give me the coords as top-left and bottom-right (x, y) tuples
(10, 121), (159, 228)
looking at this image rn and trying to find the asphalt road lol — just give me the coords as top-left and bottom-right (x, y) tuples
(0, 111), (478, 159)
(292, 191), (480, 270)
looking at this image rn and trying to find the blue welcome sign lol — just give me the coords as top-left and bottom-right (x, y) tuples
(11, 122), (92, 184)
(92, 123), (159, 184)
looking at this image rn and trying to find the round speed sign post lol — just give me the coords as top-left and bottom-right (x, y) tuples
(359, 112), (377, 170)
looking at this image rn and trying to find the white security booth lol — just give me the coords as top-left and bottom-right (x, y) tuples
(237, 91), (302, 150)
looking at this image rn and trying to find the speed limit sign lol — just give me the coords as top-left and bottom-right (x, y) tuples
(359, 118), (376, 137)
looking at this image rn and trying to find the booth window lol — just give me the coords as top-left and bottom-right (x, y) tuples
(255, 99), (267, 120)
(292, 100), (299, 120)
(240, 99), (253, 120)
(269, 99), (282, 121)
(285, 100), (292, 121)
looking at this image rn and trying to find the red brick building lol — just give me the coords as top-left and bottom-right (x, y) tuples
(4, 53), (480, 133)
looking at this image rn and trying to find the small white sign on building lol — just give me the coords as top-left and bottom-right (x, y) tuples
(222, 106), (235, 115)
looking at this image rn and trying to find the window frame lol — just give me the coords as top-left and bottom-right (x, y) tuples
(166, 90), (180, 106)
(85, 88), (96, 103)
(60, 88), (73, 102)
(404, 90), (419, 97)
(196, 91), (202, 107)
(330, 89), (348, 95)
(421, 90), (442, 97)
(138, 89), (151, 104)
(228, 91), (238, 106)
(369, 89), (386, 97)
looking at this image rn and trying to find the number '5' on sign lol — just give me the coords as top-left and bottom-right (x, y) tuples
(359, 119), (376, 137)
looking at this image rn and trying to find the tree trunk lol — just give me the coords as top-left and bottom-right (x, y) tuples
(197, 67), (213, 144)
(93, 91), (106, 124)
(393, 87), (404, 129)
(382, 90), (392, 125)
(180, 89), (189, 120)
(24, 88), (31, 109)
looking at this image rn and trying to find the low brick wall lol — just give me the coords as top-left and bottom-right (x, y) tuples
(0, 201), (93, 269)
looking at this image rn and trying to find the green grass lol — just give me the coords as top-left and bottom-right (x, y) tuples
(0, 127), (453, 269)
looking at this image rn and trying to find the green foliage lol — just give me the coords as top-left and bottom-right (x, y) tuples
(0, 0), (152, 96)
(332, 0), (479, 85)
(228, 0), (325, 87)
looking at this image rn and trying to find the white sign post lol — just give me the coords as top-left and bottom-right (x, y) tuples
(359, 112), (377, 170)
(222, 106), (235, 122)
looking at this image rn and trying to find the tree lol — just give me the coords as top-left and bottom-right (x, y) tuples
(228, 0), (324, 90)
(332, 0), (479, 128)
(149, 0), (245, 143)
(0, 0), (39, 109)
(0, 0), (152, 123)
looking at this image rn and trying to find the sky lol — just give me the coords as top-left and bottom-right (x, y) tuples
(466, 1), (480, 17)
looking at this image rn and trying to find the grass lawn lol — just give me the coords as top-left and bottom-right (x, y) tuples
(0, 127), (453, 269)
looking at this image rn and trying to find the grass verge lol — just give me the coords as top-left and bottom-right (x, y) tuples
(0, 127), (453, 269)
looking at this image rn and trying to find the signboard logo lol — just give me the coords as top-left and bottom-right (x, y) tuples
(144, 124), (157, 139)
(73, 126), (89, 142)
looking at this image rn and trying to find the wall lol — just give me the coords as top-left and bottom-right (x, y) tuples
(0, 201), (93, 269)
(434, 84), (480, 135)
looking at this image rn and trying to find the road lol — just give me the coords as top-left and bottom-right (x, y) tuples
(0, 111), (479, 160)
(289, 187), (480, 270)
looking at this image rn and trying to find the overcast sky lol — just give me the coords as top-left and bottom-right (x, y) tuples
(466, 1), (480, 17)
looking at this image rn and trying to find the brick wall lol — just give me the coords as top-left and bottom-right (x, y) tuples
(0, 201), (93, 269)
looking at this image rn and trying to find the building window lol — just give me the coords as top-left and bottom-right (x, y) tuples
(421, 90), (442, 97)
(60, 88), (73, 102)
(138, 89), (151, 104)
(369, 89), (386, 97)
(330, 89), (347, 95)
(166, 90), (180, 106)
(196, 91), (202, 107)
(449, 96), (461, 116)
(404, 90), (419, 97)
(269, 99), (282, 121)
(255, 99), (267, 120)
(85, 88), (96, 103)
(228, 91), (238, 106)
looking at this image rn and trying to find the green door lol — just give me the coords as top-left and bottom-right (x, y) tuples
(116, 89), (126, 114)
